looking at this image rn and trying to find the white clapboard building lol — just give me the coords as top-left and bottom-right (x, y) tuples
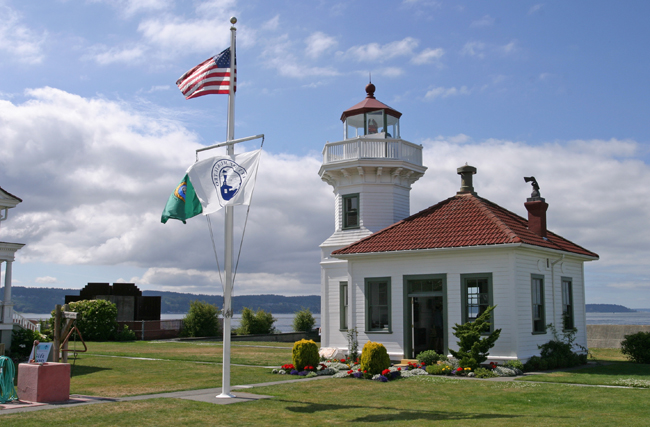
(318, 84), (598, 362)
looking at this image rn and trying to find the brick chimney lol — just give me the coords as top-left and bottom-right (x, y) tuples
(523, 176), (548, 238)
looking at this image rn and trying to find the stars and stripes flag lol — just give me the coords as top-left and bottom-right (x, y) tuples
(176, 47), (236, 99)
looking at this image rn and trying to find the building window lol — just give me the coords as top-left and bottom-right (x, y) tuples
(365, 278), (391, 332)
(531, 275), (546, 333)
(342, 194), (359, 229)
(340, 282), (348, 330)
(461, 274), (493, 330)
(562, 277), (574, 330)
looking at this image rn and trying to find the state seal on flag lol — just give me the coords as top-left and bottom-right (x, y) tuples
(211, 159), (248, 205)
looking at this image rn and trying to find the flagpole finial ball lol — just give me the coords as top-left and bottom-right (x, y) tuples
(230, 17), (237, 24)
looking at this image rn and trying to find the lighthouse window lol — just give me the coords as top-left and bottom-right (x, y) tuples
(343, 194), (359, 229)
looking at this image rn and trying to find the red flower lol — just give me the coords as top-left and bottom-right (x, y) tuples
(363, 370), (367, 373)
(340, 359), (346, 363)
(397, 367), (401, 371)
(347, 370), (353, 374)
(382, 369), (390, 376)
(456, 367), (463, 372)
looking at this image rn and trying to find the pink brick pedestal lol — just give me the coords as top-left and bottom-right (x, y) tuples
(17, 362), (70, 403)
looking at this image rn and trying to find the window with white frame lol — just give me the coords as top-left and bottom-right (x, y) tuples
(340, 282), (348, 330)
(365, 278), (391, 332)
(561, 277), (574, 330)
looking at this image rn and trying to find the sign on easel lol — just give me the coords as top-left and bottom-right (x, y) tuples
(28, 342), (53, 364)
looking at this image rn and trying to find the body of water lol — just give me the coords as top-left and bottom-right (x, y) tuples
(23, 312), (650, 331)
(23, 313), (321, 334)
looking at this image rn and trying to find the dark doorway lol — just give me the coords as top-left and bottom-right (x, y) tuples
(411, 296), (444, 356)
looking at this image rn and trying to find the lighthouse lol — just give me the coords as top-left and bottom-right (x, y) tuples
(318, 83), (427, 349)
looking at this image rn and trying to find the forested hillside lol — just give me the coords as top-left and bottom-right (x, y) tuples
(3, 286), (320, 314)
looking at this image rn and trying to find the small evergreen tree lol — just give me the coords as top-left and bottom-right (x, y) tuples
(235, 307), (276, 335)
(292, 308), (316, 333)
(181, 300), (221, 337)
(450, 305), (501, 370)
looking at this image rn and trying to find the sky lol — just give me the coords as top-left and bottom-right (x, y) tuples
(0, 0), (649, 308)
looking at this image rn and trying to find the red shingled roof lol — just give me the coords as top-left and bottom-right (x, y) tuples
(332, 193), (598, 258)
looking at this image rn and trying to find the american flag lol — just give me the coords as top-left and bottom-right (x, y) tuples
(176, 48), (236, 99)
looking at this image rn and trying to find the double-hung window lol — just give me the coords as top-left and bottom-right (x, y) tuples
(365, 278), (391, 332)
(561, 277), (574, 330)
(342, 194), (359, 229)
(531, 275), (546, 333)
(461, 274), (493, 331)
(340, 282), (348, 330)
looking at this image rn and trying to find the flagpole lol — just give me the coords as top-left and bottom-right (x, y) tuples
(217, 16), (237, 399)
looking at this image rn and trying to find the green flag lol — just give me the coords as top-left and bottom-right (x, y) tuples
(161, 174), (203, 224)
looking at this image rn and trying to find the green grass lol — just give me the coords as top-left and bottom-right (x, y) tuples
(3, 376), (649, 426)
(516, 347), (650, 387)
(66, 355), (298, 397)
(3, 345), (649, 426)
(80, 340), (293, 366)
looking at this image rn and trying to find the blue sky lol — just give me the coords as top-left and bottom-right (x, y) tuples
(1, 1), (649, 308)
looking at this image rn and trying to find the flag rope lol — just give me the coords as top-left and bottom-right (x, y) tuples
(205, 214), (225, 293)
(231, 136), (264, 291)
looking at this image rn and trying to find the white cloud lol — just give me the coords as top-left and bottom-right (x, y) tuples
(460, 41), (486, 58)
(424, 85), (470, 100)
(92, 0), (172, 17)
(262, 35), (339, 78)
(2, 89), (650, 298)
(529, 4), (544, 15)
(413, 137), (650, 282)
(305, 32), (337, 59)
(376, 67), (404, 78)
(411, 47), (444, 65)
(460, 40), (517, 58)
(35, 276), (58, 284)
(342, 37), (419, 62)
(85, 44), (147, 65)
(262, 15), (280, 31)
(0, 3), (46, 64)
(470, 15), (495, 28)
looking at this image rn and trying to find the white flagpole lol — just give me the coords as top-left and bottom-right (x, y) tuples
(217, 16), (237, 399)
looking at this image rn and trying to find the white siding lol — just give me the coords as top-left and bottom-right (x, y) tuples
(344, 248), (516, 359)
(514, 250), (588, 360)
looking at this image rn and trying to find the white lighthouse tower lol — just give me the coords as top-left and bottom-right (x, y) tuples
(318, 83), (427, 350)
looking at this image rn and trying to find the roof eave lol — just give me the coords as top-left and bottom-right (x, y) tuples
(332, 242), (599, 261)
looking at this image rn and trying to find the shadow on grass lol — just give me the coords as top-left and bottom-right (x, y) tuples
(70, 365), (112, 377)
(280, 400), (524, 423)
(528, 362), (650, 378)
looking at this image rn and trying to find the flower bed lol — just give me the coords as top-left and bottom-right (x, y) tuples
(270, 356), (523, 381)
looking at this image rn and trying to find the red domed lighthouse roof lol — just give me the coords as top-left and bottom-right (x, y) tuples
(340, 83), (402, 122)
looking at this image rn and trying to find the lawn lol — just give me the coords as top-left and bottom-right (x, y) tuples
(2, 344), (649, 426)
(516, 347), (650, 388)
(81, 340), (293, 366)
(3, 375), (649, 426)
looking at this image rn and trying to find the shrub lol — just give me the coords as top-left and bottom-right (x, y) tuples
(292, 339), (319, 371)
(417, 350), (446, 365)
(62, 300), (118, 341)
(426, 363), (452, 375)
(474, 367), (498, 378)
(292, 308), (316, 333)
(359, 341), (391, 375)
(10, 328), (47, 361)
(503, 360), (524, 371)
(235, 307), (276, 335)
(116, 325), (137, 341)
(450, 305), (501, 370)
(181, 300), (220, 337)
(621, 331), (650, 364)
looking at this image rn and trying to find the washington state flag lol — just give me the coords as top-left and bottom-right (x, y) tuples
(161, 174), (203, 224)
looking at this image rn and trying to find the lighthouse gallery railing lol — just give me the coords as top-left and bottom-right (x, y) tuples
(323, 138), (423, 166)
